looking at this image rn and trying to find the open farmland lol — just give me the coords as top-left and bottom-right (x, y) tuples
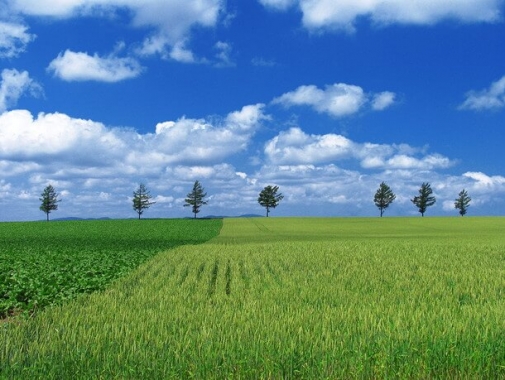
(2, 217), (505, 378)
(0, 219), (222, 318)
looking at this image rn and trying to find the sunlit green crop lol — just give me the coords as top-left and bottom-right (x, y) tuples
(2, 217), (505, 378)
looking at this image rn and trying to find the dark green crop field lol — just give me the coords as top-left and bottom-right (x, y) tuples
(0, 219), (222, 318)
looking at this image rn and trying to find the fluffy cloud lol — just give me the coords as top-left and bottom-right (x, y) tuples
(133, 1), (222, 60)
(0, 103), (266, 168)
(167, 40), (196, 63)
(265, 127), (354, 164)
(463, 172), (505, 190)
(258, 0), (296, 10)
(459, 76), (505, 111)
(0, 110), (126, 164)
(8, 0), (90, 17)
(10, 0), (222, 32)
(8, 0), (224, 61)
(0, 69), (41, 112)
(47, 50), (143, 82)
(0, 21), (35, 58)
(264, 127), (454, 170)
(260, 0), (502, 31)
(153, 104), (267, 164)
(272, 83), (395, 117)
(372, 91), (396, 111)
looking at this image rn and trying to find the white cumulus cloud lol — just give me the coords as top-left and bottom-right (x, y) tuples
(9, 0), (90, 17)
(272, 83), (395, 117)
(372, 91), (396, 111)
(0, 21), (35, 58)
(0, 104), (266, 170)
(264, 126), (454, 170)
(463, 172), (505, 189)
(260, 0), (502, 31)
(259, 0), (296, 10)
(47, 50), (143, 82)
(153, 104), (267, 164)
(459, 76), (505, 111)
(0, 110), (126, 164)
(265, 127), (353, 164)
(0, 69), (41, 112)
(167, 40), (196, 63)
(129, 0), (222, 56)
(8, 0), (224, 62)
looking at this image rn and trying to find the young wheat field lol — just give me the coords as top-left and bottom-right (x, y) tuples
(2, 217), (505, 378)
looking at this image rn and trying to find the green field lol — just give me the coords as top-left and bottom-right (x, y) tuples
(2, 217), (505, 378)
(0, 219), (222, 318)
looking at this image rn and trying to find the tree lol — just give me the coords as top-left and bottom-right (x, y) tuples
(132, 183), (155, 219)
(39, 184), (60, 221)
(184, 180), (208, 219)
(454, 189), (471, 216)
(258, 185), (284, 217)
(411, 182), (436, 217)
(374, 182), (396, 217)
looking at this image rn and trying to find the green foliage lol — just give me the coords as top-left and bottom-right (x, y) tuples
(132, 183), (155, 219)
(258, 185), (284, 217)
(2, 217), (505, 378)
(0, 219), (222, 318)
(411, 182), (436, 216)
(184, 180), (208, 218)
(39, 184), (60, 221)
(455, 189), (471, 216)
(373, 181), (396, 217)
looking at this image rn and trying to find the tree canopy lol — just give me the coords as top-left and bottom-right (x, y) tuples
(411, 182), (436, 217)
(132, 183), (155, 219)
(258, 185), (284, 217)
(374, 182), (396, 217)
(454, 189), (471, 216)
(184, 180), (208, 218)
(39, 184), (60, 221)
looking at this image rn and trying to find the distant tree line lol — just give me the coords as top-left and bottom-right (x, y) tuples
(373, 181), (471, 217)
(38, 180), (471, 221)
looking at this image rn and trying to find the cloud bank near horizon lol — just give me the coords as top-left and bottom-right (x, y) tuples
(0, 103), (503, 220)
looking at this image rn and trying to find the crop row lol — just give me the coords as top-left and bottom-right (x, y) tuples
(0, 219), (222, 318)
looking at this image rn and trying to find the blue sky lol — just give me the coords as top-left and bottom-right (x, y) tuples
(1, 0), (505, 220)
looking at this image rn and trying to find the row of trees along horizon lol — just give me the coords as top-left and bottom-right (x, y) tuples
(38, 181), (472, 221)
